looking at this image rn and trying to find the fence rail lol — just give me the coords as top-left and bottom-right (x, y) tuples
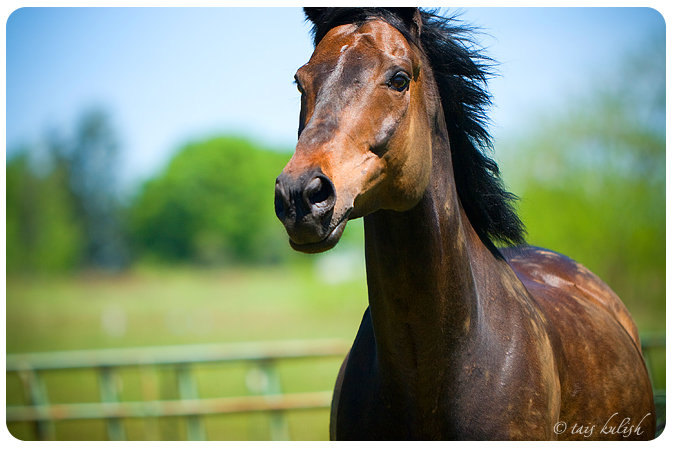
(7, 391), (334, 421)
(7, 335), (665, 440)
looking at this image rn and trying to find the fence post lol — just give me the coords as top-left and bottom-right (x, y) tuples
(139, 364), (161, 440)
(176, 363), (206, 440)
(259, 360), (289, 441)
(18, 368), (55, 440)
(99, 366), (125, 440)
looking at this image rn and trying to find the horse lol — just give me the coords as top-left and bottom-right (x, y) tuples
(273, 7), (655, 440)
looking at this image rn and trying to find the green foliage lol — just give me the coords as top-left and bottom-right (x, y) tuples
(501, 37), (665, 332)
(129, 137), (292, 265)
(6, 108), (128, 273)
(6, 153), (85, 272)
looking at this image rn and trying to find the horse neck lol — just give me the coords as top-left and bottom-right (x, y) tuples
(362, 112), (505, 384)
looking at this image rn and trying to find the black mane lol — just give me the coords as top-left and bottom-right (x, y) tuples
(304, 7), (526, 249)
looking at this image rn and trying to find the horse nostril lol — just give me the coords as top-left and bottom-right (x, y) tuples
(274, 178), (289, 221)
(304, 175), (335, 210)
(274, 192), (285, 220)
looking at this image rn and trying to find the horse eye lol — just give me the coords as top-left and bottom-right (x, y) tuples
(388, 73), (410, 92)
(294, 78), (305, 94)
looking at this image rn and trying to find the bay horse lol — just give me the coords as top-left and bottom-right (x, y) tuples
(274, 7), (655, 440)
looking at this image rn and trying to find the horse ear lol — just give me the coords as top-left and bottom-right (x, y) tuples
(304, 7), (325, 26)
(389, 7), (422, 40)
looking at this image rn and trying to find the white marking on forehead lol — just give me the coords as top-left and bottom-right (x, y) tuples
(340, 44), (349, 53)
(313, 46), (349, 112)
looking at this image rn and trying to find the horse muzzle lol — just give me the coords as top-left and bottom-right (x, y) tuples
(274, 169), (347, 253)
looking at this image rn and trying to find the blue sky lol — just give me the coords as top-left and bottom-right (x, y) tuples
(5, 7), (665, 187)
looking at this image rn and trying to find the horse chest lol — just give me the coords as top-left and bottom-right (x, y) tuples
(333, 305), (559, 439)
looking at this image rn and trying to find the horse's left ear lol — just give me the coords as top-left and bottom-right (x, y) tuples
(390, 7), (422, 40)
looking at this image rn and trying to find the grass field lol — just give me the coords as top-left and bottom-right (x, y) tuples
(6, 259), (369, 440)
(6, 262), (369, 353)
(6, 256), (665, 440)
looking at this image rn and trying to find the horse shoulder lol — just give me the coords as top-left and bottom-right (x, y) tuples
(502, 245), (641, 350)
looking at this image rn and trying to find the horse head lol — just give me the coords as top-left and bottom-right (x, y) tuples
(274, 8), (435, 253)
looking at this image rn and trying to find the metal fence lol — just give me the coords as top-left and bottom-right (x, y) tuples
(6, 339), (350, 440)
(6, 335), (665, 440)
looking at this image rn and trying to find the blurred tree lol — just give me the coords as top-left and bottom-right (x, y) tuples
(6, 108), (128, 272)
(51, 109), (129, 269)
(6, 152), (85, 272)
(129, 137), (291, 265)
(501, 35), (665, 331)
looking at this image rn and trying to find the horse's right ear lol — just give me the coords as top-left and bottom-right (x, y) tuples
(304, 7), (325, 26)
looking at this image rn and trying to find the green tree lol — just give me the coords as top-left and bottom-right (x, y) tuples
(6, 153), (85, 272)
(501, 36), (665, 331)
(6, 108), (128, 273)
(129, 136), (291, 265)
